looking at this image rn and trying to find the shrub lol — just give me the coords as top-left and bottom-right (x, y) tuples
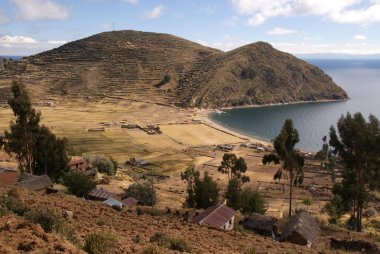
(63, 172), (96, 197)
(83, 153), (117, 176)
(149, 232), (170, 248)
(0, 189), (29, 216)
(25, 206), (65, 233)
(123, 183), (156, 206)
(239, 188), (268, 215)
(169, 238), (191, 253)
(142, 245), (162, 254)
(132, 234), (142, 244)
(84, 232), (118, 254)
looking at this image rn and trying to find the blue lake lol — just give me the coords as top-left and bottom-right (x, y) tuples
(210, 59), (380, 152)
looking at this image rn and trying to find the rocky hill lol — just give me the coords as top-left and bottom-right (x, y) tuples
(0, 30), (347, 108)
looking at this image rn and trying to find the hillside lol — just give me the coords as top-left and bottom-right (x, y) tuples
(0, 30), (347, 108)
(1, 185), (374, 254)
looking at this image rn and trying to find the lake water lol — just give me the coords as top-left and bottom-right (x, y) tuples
(210, 59), (380, 152)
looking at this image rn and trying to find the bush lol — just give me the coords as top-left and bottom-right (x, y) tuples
(84, 232), (118, 254)
(149, 232), (171, 248)
(239, 188), (268, 215)
(63, 172), (96, 197)
(123, 183), (156, 206)
(142, 245), (162, 254)
(0, 188), (29, 216)
(25, 206), (65, 233)
(83, 153), (117, 176)
(169, 238), (191, 253)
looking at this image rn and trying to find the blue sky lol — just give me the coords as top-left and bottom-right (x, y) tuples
(1, 0), (380, 56)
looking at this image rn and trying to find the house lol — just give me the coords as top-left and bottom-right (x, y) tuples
(0, 167), (18, 186)
(121, 197), (138, 208)
(104, 198), (123, 208)
(68, 157), (96, 176)
(243, 213), (278, 237)
(192, 204), (236, 230)
(87, 188), (117, 201)
(217, 144), (234, 152)
(15, 174), (53, 192)
(279, 212), (320, 246)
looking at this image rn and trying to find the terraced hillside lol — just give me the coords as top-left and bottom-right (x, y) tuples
(0, 30), (348, 108)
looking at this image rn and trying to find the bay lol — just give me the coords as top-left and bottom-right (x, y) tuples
(209, 59), (380, 152)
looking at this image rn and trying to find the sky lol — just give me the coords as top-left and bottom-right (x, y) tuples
(1, 0), (380, 56)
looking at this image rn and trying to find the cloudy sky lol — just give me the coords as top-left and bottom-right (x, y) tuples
(1, 0), (380, 56)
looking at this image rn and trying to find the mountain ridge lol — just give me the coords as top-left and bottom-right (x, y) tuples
(0, 30), (348, 108)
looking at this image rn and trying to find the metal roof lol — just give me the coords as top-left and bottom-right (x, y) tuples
(193, 204), (235, 229)
(15, 175), (53, 191)
(104, 198), (123, 207)
(88, 188), (116, 200)
(121, 197), (138, 207)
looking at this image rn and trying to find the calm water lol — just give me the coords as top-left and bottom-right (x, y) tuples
(210, 59), (380, 152)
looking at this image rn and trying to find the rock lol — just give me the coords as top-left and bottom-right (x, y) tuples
(363, 208), (377, 218)
(63, 210), (74, 220)
(242, 213), (278, 237)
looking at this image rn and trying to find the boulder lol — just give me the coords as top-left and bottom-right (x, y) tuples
(242, 213), (278, 237)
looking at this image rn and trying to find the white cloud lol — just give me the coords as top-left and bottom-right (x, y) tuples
(10, 0), (69, 21)
(267, 27), (297, 35)
(0, 9), (10, 24)
(272, 41), (380, 55)
(122, 0), (139, 4)
(143, 5), (166, 19)
(0, 35), (67, 55)
(198, 6), (217, 15)
(231, 0), (380, 26)
(353, 34), (367, 40)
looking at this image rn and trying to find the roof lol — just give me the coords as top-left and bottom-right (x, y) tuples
(280, 212), (320, 245)
(15, 175), (53, 191)
(0, 166), (17, 174)
(121, 197), (138, 207)
(243, 213), (278, 233)
(88, 188), (116, 200)
(193, 204), (235, 228)
(68, 157), (85, 166)
(104, 198), (123, 207)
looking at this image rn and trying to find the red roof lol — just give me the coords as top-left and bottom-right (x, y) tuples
(88, 188), (116, 200)
(121, 197), (139, 207)
(193, 204), (235, 228)
(68, 158), (85, 166)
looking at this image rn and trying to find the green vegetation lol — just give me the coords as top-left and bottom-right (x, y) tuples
(239, 187), (268, 215)
(241, 67), (256, 80)
(194, 172), (219, 209)
(84, 232), (118, 254)
(123, 183), (156, 206)
(26, 206), (65, 232)
(302, 198), (313, 212)
(155, 74), (171, 88)
(1, 81), (69, 181)
(218, 153), (250, 183)
(262, 119), (304, 217)
(181, 166), (200, 208)
(83, 153), (117, 176)
(327, 112), (380, 232)
(149, 232), (191, 253)
(0, 188), (29, 216)
(63, 171), (97, 197)
(225, 177), (240, 209)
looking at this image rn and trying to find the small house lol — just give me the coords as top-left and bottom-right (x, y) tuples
(87, 188), (117, 201)
(121, 197), (138, 208)
(243, 213), (278, 237)
(0, 167), (18, 186)
(280, 212), (320, 246)
(68, 157), (96, 176)
(192, 204), (236, 230)
(15, 174), (53, 192)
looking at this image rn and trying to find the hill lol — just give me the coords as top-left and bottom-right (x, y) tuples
(0, 30), (347, 108)
(1, 185), (374, 254)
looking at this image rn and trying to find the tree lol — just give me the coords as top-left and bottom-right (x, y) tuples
(218, 153), (250, 184)
(123, 183), (156, 206)
(194, 172), (219, 209)
(316, 136), (337, 182)
(181, 166), (200, 208)
(225, 177), (240, 209)
(4, 81), (41, 174)
(322, 195), (345, 224)
(262, 119), (304, 217)
(63, 172), (96, 197)
(302, 198), (313, 212)
(329, 112), (380, 232)
(33, 126), (69, 181)
(84, 153), (117, 176)
(239, 187), (268, 215)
